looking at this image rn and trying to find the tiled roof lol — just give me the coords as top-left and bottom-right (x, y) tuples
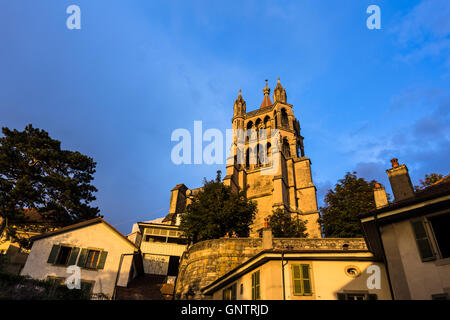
(30, 217), (138, 249)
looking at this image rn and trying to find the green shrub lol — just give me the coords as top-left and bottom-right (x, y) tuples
(0, 272), (97, 300)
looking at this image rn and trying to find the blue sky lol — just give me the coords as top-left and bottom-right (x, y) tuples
(1, 0), (449, 234)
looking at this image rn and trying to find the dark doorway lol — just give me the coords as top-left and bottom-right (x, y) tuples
(167, 256), (180, 276)
(428, 213), (450, 259)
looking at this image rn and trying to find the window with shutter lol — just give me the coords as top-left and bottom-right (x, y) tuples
(68, 247), (80, 266)
(427, 213), (450, 259)
(54, 246), (73, 266)
(77, 248), (88, 267)
(231, 283), (237, 300)
(222, 283), (237, 300)
(47, 245), (60, 264)
(411, 219), (436, 262)
(251, 270), (260, 300)
(96, 251), (108, 269)
(84, 249), (101, 269)
(292, 264), (312, 296)
(292, 265), (302, 295)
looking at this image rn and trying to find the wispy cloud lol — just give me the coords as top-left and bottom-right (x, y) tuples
(342, 88), (450, 184)
(392, 0), (450, 71)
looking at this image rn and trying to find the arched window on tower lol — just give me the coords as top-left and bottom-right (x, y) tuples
(246, 121), (255, 142)
(255, 118), (262, 141)
(266, 142), (272, 166)
(281, 108), (289, 128)
(257, 144), (262, 167)
(282, 137), (291, 158)
(246, 148), (250, 169)
(274, 111), (278, 129)
(263, 116), (270, 128)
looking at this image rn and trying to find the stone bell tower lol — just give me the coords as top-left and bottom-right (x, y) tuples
(223, 78), (321, 238)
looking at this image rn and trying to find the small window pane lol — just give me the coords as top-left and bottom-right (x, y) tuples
(55, 246), (72, 266)
(303, 279), (312, 294)
(85, 250), (100, 269)
(301, 265), (310, 279)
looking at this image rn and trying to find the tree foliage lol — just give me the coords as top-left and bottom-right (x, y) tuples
(268, 208), (308, 238)
(0, 125), (100, 242)
(179, 171), (257, 243)
(414, 173), (443, 192)
(319, 172), (379, 238)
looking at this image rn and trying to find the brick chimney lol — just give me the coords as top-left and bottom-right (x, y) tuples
(373, 183), (388, 209)
(386, 158), (414, 202)
(262, 218), (273, 249)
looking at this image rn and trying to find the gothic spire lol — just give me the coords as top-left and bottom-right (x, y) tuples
(233, 88), (246, 117)
(273, 77), (287, 103)
(260, 79), (273, 108)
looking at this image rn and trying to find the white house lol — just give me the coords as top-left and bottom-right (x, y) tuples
(130, 218), (187, 277)
(21, 217), (140, 299)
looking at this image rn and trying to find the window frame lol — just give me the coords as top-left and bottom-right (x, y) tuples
(424, 211), (450, 260)
(83, 248), (103, 270)
(291, 263), (313, 296)
(54, 244), (75, 266)
(222, 283), (237, 300)
(251, 270), (261, 300)
(410, 218), (436, 262)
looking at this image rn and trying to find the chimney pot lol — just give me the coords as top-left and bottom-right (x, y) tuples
(391, 158), (399, 168)
(386, 159), (414, 202)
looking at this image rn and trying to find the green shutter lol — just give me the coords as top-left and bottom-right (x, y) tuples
(77, 248), (88, 267)
(255, 271), (260, 300)
(251, 273), (255, 300)
(301, 265), (312, 295)
(47, 245), (60, 264)
(251, 271), (260, 300)
(411, 219), (436, 261)
(292, 265), (302, 295)
(96, 251), (108, 269)
(231, 284), (236, 300)
(68, 247), (80, 266)
(292, 264), (312, 296)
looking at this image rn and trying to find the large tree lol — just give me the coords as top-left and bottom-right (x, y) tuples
(319, 172), (379, 238)
(0, 124), (100, 242)
(179, 171), (257, 243)
(414, 173), (444, 192)
(268, 208), (308, 238)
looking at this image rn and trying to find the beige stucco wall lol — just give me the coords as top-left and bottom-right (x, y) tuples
(381, 219), (450, 299)
(21, 223), (136, 298)
(212, 258), (391, 300)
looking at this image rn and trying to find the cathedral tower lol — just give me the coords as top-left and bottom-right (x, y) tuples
(223, 79), (321, 238)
